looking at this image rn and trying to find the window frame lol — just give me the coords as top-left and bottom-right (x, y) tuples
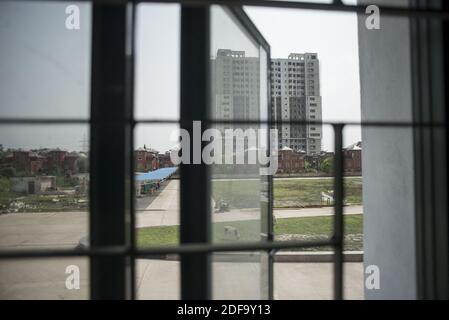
(0, 0), (447, 301)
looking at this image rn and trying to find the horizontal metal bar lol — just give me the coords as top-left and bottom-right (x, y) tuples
(0, 117), (446, 127)
(129, 118), (448, 128)
(10, 0), (449, 20)
(0, 239), (333, 259)
(154, 0), (449, 20)
(0, 118), (91, 125)
(0, 246), (128, 259)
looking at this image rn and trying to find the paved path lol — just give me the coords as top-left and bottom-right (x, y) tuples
(136, 180), (362, 228)
(214, 176), (361, 181)
(0, 258), (363, 299)
(0, 211), (87, 250)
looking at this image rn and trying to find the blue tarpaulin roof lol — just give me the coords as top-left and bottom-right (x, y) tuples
(136, 167), (178, 182)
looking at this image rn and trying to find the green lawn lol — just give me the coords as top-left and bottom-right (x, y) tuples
(0, 193), (88, 213)
(212, 177), (363, 209)
(212, 179), (260, 209)
(137, 214), (363, 251)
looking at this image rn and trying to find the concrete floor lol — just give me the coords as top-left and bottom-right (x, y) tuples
(0, 258), (363, 300)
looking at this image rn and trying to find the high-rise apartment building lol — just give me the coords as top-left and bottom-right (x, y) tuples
(210, 49), (261, 160)
(211, 49), (260, 127)
(271, 53), (322, 155)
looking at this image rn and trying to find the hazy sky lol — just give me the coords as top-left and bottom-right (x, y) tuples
(0, 1), (361, 153)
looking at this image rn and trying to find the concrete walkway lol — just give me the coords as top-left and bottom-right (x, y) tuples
(0, 211), (87, 250)
(136, 259), (364, 300)
(0, 258), (363, 299)
(136, 180), (362, 228)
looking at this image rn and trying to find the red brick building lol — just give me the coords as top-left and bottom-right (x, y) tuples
(158, 151), (174, 168)
(29, 152), (44, 174)
(277, 147), (306, 173)
(63, 152), (81, 175)
(343, 141), (362, 173)
(12, 150), (31, 173)
(135, 147), (159, 172)
(44, 149), (68, 173)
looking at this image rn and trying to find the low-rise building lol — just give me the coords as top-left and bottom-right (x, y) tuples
(10, 176), (56, 194)
(344, 141), (362, 173)
(135, 146), (159, 172)
(277, 146), (306, 173)
(44, 149), (68, 173)
(158, 151), (174, 168)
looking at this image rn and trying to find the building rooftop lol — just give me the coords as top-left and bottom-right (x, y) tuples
(345, 141), (362, 151)
(135, 167), (178, 182)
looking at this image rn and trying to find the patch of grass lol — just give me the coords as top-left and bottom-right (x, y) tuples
(212, 178), (363, 209)
(275, 214), (362, 235)
(137, 214), (363, 251)
(274, 177), (362, 207)
(212, 179), (260, 209)
(137, 225), (179, 247)
(0, 193), (88, 213)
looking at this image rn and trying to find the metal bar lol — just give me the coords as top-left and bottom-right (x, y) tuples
(0, 118), (447, 128)
(89, 2), (133, 300)
(0, 239), (334, 259)
(137, 119), (449, 127)
(126, 2), (137, 301)
(180, 5), (211, 300)
(10, 0), (449, 20)
(149, 0), (449, 20)
(228, 6), (270, 52)
(265, 34), (275, 302)
(333, 124), (345, 300)
(411, 0), (449, 300)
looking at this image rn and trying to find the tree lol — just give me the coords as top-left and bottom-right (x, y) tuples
(0, 176), (10, 193)
(319, 157), (333, 174)
(77, 157), (89, 173)
(304, 160), (317, 173)
(0, 167), (16, 178)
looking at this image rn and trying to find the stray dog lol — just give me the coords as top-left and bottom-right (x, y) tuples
(223, 226), (240, 240)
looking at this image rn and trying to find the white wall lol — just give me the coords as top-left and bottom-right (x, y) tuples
(358, 0), (417, 299)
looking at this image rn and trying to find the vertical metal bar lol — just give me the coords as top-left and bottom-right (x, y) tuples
(180, 5), (211, 300)
(126, 3), (137, 301)
(89, 2), (133, 300)
(267, 50), (274, 301)
(333, 124), (344, 300)
(412, 0), (449, 300)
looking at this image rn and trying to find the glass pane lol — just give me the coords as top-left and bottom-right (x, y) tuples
(245, 6), (361, 125)
(272, 124), (335, 251)
(136, 258), (180, 300)
(133, 124), (179, 299)
(210, 6), (271, 300)
(0, 124), (89, 251)
(134, 3), (180, 120)
(273, 258), (363, 299)
(0, 1), (91, 119)
(212, 251), (268, 300)
(0, 257), (89, 299)
(134, 123), (180, 249)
